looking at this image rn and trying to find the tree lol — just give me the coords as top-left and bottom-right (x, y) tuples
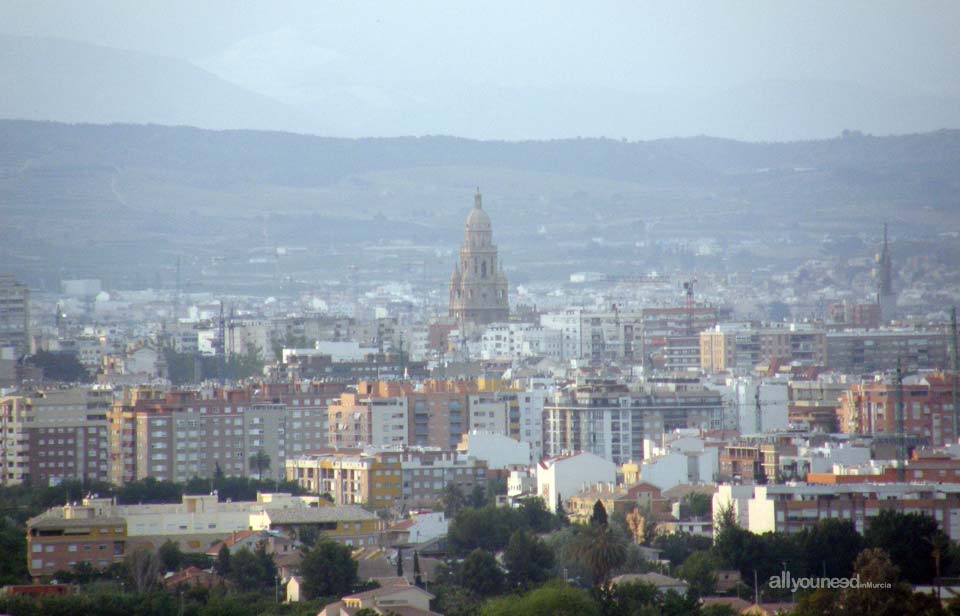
(447, 505), (525, 555)
(125, 546), (161, 593)
(608, 580), (659, 614)
(864, 509), (950, 583)
(504, 529), (555, 590)
(249, 449), (271, 481)
(590, 500), (609, 528)
(556, 493), (569, 527)
(216, 544), (231, 576)
(26, 350), (89, 382)
(469, 484), (486, 509)
(678, 550), (719, 598)
(681, 492), (712, 518)
(835, 548), (914, 616)
(300, 540), (358, 600)
(575, 524), (627, 589)
(653, 532), (713, 568)
(158, 539), (183, 572)
(443, 482), (467, 518)
(481, 583), (600, 616)
(460, 549), (504, 597)
(228, 546), (269, 590)
(412, 551), (423, 588)
(794, 518), (862, 579)
(518, 496), (555, 533)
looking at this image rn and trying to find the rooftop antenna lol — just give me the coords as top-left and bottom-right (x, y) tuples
(951, 307), (958, 442)
(173, 255), (181, 323)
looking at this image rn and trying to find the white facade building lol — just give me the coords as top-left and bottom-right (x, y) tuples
(457, 431), (531, 468)
(537, 452), (617, 513)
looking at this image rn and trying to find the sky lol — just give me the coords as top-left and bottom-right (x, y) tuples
(3, 1), (960, 140)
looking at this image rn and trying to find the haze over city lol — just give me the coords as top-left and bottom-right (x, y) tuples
(1, 3), (959, 616)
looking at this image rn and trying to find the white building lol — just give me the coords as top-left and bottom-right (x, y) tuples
(507, 468), (536, 497)
(480, 323), (563, 361)
(516, 377), (554, 461)
(457, 431), (531, 468)
(537, 452), (617, 513)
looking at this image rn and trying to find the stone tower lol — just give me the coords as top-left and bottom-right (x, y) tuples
(876, 222), (896, 323)
(449, 189), (509, 327)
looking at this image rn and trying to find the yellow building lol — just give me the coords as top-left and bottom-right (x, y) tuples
(284, 449), (402, 510)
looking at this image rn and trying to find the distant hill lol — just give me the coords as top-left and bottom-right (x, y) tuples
(1, 119), (958, 209)
(1, 119), (958, 290)
(0, 35), (321, 133)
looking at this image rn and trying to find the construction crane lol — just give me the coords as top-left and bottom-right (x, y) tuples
(683, 278), (698, 335)
(951, 307), (958, 443)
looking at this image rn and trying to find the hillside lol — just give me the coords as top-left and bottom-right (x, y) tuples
(0, 35), (321, 134)
(1, 120), (958, 290)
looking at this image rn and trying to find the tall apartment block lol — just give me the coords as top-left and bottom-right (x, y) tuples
(0, 274), (30, 357)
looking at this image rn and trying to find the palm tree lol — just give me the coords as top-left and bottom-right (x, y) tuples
(249, 449), (271, 480)
(575, 524), (627, 589)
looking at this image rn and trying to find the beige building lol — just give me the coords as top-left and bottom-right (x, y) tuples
(1, 386), (114, 487)
(109, 387), (327, 484)
(27, 492), (379, 578)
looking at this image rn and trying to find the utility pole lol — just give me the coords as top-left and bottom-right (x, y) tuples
(896, 358), (906, 482)
(218, 300), (226, 386)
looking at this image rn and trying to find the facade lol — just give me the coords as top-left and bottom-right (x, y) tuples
(456, 431), (532, 469)
(838, 373), (958, 446)
(479, 322), (562, 360)
(449, 190), (509, 327)
(787, 377), (853, 432)
(399, 448), (489, 509)
(543, 380), (722, 465)
(742, 482), (960, 539)
(108, 386), (330, 484)
(641, 307), (719, 369)
(700, 323), (826, 374)
(286, 447), (488, 511)
(826, 329), (947, 374)
(0, 274), (30, 358)
(328, 387), (409, 449)
(284, 449), (402, 509)
(26, 493), (379, 577)
(0, 387), (114, 487)
(537, 451), (617, 513)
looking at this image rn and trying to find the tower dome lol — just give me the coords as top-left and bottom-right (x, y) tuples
(465, 189), (491, 230)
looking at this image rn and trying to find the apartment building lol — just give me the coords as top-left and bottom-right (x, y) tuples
(399, 448), (489, 509)
(109, 386), (328, 484)
(328, 386), (410, 449)
(838, 372), (958, 446)
(826, 329), (948, 374)
(0, 274), (30, 357)
(284, 449), (402, 509)
(787, 377), (854, 433)
(738, 482), (960, 539)
(543, 379), (722, 465)
(0, 386), (114, 487)
(26, 492), (379, 577)
(700, 323), (827, 374)
(285, 446), (488, 511)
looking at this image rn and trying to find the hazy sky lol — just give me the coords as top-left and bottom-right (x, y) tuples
(3, 1), (960, 139)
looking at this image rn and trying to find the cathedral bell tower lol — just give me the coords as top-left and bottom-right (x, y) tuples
(449, 189), (509, 327)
